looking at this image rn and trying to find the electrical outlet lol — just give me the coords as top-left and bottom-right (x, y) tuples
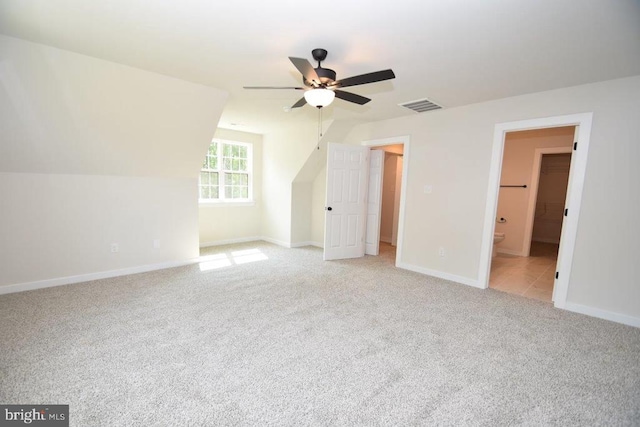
(438, 247), (445, 257)
(111, 243), (119, 253)
(153, 239), (161, 249)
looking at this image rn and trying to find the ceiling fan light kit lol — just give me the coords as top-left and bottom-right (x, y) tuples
(244, 48), (395, 109)
(304, 88), (335, 108)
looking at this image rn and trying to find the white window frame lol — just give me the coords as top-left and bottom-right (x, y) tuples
(199, 139), (254, 206)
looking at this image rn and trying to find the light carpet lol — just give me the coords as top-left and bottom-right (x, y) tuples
(1, 242), (639, 426)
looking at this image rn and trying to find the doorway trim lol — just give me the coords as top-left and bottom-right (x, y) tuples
(361, 135), (411, 267)
(521, 146), (573, 257)
(479, 113), (592, 309)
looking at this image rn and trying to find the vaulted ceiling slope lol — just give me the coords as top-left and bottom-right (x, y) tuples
(0, 35), (228, 177)
(1, 0), (639, 135)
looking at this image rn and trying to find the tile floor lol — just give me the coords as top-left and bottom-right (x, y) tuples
(489, 242), (559, 302)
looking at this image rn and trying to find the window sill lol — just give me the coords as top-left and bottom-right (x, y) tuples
(199, 200), (256, 208)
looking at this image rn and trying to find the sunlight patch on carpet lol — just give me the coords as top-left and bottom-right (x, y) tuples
(232, 248), (268, 264)
(198, 248), (268, 271)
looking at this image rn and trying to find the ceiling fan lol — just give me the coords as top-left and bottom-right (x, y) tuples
(244, 48), (395, 109)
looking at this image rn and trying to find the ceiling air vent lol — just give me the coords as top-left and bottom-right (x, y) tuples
(399, 98), (442, 113)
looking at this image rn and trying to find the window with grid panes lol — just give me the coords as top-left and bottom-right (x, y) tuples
(199, 140), (252, 202)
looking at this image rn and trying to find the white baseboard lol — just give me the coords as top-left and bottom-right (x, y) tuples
(201, 236), (323, 250)
(496, 248), (525, 257)
(201, 236), (312, 249)
(563, 302), (640, 328)
(0, 258), (198, 296)
(396, 262), (482, 289)
(1, 237), (298, 296)
(290, 241), (323, 248)
(199, 236), (262, 248)
(259, 236), (291, 248)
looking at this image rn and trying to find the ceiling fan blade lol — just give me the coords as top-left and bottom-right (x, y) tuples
(333, 90), (371, 105)
(332, 69), (396, 89)
(243, 86), (305, 90)
(289, 57), (321, 85)
(291, 97), (307, 108)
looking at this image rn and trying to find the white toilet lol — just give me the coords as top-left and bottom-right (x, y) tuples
(492, 232), (505, 258)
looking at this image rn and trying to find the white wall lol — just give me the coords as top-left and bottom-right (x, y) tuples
(311, 75), (640, 324)
(0, 173), (198, 287)
(198, 128), (263, 246)
(496, 127), (574, 254)
(0, 36), (228, 291)
(0, 36), (226, 177)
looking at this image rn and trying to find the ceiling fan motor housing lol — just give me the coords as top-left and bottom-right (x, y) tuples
(302, 48), (336, 86)
(304, 67), (337, 86)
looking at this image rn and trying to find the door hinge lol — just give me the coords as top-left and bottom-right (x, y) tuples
(555, 271), (559, 279)
(573, 142), (578, 150)
(564, 208), (568, 217)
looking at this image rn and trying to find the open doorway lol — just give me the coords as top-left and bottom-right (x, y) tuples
(479, 113), (593, 310)
(489, 127), (574, 302)
(323, 137), (409, 265)
(362, 135), (410, 265)
(373, 145), (404, 256)
(322, 136), (410, 264)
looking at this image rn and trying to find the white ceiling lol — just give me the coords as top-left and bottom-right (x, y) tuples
(1, 0), (639, 135)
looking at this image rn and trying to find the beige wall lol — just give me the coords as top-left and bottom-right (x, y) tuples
(311, 75), (640, 323)
(496, 127), (574, 254)
(261, 123), (318, 245)
(380, 152), (399, 243)
(0, 174), (199, 286)
(0, 36), (227, 290)
(392, 156), (403, 246)
(291, 181), (313, 245)
(198, 128), (263, 246)
(381, 144), (404, 155)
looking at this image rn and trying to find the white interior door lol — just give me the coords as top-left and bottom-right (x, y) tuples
(365, 150), (384, 255)
(552, 125), (579, 303)
(323, 143), (370, 261)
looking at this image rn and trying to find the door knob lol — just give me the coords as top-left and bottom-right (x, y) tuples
(325, 207), (332, 211)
